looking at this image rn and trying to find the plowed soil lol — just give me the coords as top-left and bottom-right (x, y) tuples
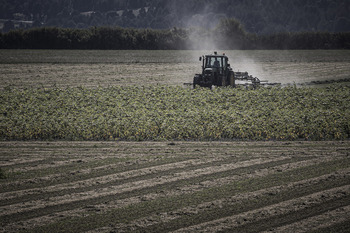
(1, 141), (350, 232)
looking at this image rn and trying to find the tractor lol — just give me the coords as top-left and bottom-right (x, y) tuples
(192, 51), (264, 89)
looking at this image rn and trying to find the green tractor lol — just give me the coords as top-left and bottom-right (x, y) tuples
(192, 51), (263, 89)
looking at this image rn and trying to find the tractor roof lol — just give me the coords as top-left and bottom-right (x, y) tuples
(205, 51), (228, 58)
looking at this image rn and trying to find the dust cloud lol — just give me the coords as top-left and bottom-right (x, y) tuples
(180, 4), (266, 81)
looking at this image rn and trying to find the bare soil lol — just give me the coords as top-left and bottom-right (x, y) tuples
(1, 50), (350, 89)
(0, 141), (349, 232)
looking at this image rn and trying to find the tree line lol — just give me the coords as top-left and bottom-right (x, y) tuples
(1, 0), (350, 34)
(0, 26), (188, 50)
(1, 19), (349, 50)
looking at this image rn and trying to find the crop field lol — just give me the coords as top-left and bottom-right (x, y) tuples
(1, 84), (350, 141)
(1, 141), (350, 233)
(1, 50), (350, 232)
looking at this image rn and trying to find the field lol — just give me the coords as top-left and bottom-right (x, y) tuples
(1, 85), (350, 141)
(1, 50), (350, 232)
(1, 141), (350, 232)
(1, 50), (350, 88)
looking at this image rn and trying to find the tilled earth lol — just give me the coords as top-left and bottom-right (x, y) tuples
(0, 141), (349, 232)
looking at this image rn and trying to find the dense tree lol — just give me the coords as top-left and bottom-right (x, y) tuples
(1, 0), (350, 33)
(1, 21), (349, 50)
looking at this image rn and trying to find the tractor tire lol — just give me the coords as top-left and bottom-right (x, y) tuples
(222, 75), (226, 87)
(229, 72), (235, 87)
(193, 75), (201, 89)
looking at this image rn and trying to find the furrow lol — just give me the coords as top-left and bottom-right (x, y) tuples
(0, 152), (201, 191)
(0, 157), (225, 201)
(0, 157), (287, 217)
(171, 184), (350, 233)
(7, 156), (109, 173)
(0, 158), (47, 167)
(0, 162), (126, 189)
(2, 157), (344, 232)
(2, 151), (145, 173)
(261, 205), (350, 233)
(90, 168), (350, 233)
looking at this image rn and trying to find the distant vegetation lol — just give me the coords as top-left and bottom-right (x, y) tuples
(0, 26), (188, 49)
(1, 0), (350, 34)
(1, 18), (349, 50)
(2, 0), (350, 50)
(1, 84), (349, 141)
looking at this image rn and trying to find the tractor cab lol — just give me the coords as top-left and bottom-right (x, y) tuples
(202, 54), (228, 75)
(194, 52), (233, 88)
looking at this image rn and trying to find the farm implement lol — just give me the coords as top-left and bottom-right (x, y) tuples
(186, 51), (279, 89)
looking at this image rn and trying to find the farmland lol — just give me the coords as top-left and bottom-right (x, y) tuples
(1, 50), (350, 88)
(1, 141), (350, 232)
(1, 50), (350, 232)
(1, 84), (350, 141)
(1, 50), (350, 141)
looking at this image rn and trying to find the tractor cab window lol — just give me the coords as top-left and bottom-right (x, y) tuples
(205, 56), (225, 74)
(223, 57), (227, 68)
(205, 56), (223, 68)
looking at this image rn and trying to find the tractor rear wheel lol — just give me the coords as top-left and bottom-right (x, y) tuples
(193, 75), (200, 89)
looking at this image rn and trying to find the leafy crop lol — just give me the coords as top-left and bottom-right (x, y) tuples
(1, 84), (349, 141)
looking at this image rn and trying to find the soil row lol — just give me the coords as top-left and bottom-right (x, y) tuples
(0, 141), (349, 232)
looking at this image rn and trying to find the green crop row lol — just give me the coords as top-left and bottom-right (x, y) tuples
(1, 84), (349, 141)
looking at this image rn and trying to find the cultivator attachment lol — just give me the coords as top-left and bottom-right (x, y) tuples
(234, 71), (280, 88)
(234, 71), (262, 88)
(184, 70), (279, 89)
